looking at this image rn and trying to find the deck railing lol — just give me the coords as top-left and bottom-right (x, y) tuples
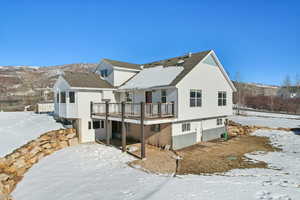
(91, 102), (175, 119)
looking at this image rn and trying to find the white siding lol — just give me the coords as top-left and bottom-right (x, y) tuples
(113, 68), (137, 87)
(176, 60), (233, 121)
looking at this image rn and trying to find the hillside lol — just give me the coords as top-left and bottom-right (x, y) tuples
(0, 63), (98, 111)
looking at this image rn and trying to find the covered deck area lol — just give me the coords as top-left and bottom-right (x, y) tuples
(91, 102), (176, 159)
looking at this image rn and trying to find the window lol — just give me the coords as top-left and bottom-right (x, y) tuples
(125, 92), (132, 102)
(60, 92), (66, 103)
(56, 93), (59, 103)
(218, 91), (227, 106)
(88, 121), (92, 130)
(190, 90), (202, 107)
(69, 91), (75, 103)
(161, 90), (167, 103)
(93, 120), (104, 129)
(101, 69), (108, 77)
(151, 124), (160, 132)
(93, 121), (101, 129)
(217, 118), (223, 126)
(182, 123), (191, 132)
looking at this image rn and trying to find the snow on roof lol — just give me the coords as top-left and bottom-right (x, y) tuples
(119, 65), (184, 90)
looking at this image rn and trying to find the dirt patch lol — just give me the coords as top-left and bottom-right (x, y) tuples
(176, 136), (280, 175)
(128, 144), (177, 174)
(128, 135), (280, 175)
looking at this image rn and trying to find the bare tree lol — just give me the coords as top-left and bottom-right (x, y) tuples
(235, 72), (244, 115)
(281, 75), (291, 99)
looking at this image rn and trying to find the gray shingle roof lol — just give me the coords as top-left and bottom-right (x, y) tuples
(103, 58), (141, 70)
(142, 50), (211, 86)
(62, 71), (113, 88)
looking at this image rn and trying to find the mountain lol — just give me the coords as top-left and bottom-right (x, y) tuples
(0, 63), (98, 111)
(0, 63), (98, 96)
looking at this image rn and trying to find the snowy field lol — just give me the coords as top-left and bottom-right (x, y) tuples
(229, 111), (300, 129)
(239, 110), (300, 119)
(0, 112), (63, 157)
(0, 112), (295, 200)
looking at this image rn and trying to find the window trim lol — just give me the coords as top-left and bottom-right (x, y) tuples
(182, 123), (191, 132)
(217, 118), (223, 126)
(218, 91), (227, 106)
(190, 89), (202, 107)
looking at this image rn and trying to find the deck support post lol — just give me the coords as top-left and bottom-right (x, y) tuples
(105, 101), (110, 145)
(140, 102), (145, 159)
(121, 102), (126, 152)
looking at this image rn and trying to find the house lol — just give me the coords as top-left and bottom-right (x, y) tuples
(277, 86), (300, 99)
(53, 50), (236, 158)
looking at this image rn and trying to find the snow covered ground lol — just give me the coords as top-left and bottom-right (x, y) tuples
(13, 129), (300, 200)
(0, 112), (299, 200)
(229, 111), (300, 129)
(239, 110), (300, 119)
(0, 112), (63, 157)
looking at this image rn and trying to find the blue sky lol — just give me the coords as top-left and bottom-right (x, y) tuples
(0, 0), (299, 85)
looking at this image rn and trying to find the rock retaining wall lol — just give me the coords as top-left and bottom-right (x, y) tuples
(0, 128), (78, 200)
(228, 120), (291, 137)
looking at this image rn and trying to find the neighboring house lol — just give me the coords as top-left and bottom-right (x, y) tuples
(277, 86), (300, 99)
(53, 50), (236, 157)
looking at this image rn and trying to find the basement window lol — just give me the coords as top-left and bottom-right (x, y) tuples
(218, 91), (227, 106)
(151, 124), (161, 132)
(217, 118), (223, 126)
(182, 123), (191, 132)
(93, 121), (101, 129)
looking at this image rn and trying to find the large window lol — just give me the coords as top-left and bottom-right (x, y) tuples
(218, 91), (227, 106)
(60, 92), (66, 103)
(161, 90), (167, 103)
(182, 123), (191, 132)
(69, 91), (75, 103)
(190, 90), (202, 107)
(125, 92), (132, 102)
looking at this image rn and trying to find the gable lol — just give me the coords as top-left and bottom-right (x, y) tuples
(203, 54), (218, 67)
(177, 51), (236, 92)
